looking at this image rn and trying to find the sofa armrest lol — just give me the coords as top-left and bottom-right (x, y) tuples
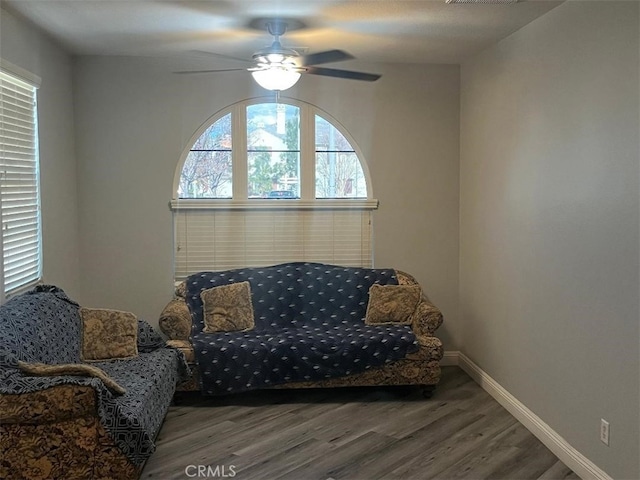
(395, 270), (444, 337)
(405, 334), (443, 362)
(158, 299), (191, 340)
(411, 298), (443, 337)
(0, 384), (97, 425)
(166, 339), (195, 363)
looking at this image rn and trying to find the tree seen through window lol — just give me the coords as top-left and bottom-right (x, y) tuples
(178, 113), (232, 198)
(247, 103), (300, 198)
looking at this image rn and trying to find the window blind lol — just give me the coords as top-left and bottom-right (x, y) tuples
(0, 70), (41, 299)
(173, 209), (372, 280)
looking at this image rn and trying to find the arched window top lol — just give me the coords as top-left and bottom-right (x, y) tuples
(173, 98), (374, 203)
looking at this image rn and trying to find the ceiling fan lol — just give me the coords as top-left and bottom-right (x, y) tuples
(175, 19), (381, 91)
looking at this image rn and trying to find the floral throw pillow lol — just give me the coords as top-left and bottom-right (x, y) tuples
(364, 284), (421, 325)
(80, 308), (138, 361)
(201, 282), (255, 333)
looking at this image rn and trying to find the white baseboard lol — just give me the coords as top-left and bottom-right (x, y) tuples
(440, 350), (460, 366)
(441, 351), (612, 480)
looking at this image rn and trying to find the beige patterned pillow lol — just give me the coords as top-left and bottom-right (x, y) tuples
(80, 308), (138, 362)
(365, 284), (421, 325)
(18, 361), (126, 395)
(201, 282), (255, 333)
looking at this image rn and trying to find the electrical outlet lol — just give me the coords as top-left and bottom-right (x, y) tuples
(600, 419), (610, 446)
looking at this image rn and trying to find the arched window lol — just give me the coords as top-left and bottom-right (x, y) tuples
(172, 98), (377, 279)
(178, 113), (232, 198)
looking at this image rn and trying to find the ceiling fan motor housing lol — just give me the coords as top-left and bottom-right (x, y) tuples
(252, 41), (300, 67)
(253, 20), (301, 67)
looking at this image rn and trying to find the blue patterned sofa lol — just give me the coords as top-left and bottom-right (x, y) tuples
(0, 286), (189, 480)
(159, 262), (444, 397)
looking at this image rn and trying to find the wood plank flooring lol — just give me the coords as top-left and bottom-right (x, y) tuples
(141, 367), (580, 480)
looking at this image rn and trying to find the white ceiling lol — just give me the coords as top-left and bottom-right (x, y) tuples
(3, 0), (562, 65)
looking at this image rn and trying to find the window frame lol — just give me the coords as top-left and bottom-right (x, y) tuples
(171, 97), (377, 209)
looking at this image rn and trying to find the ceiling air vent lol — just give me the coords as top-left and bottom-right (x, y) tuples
(446, 0), (519, 3)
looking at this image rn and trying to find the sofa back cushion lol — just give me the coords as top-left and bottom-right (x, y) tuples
(293, 263), (398, 326)
(185, 262), (399, 334)
(0, 286), (82, 366)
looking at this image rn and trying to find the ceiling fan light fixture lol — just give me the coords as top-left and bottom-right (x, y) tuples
(266, 53), (286, 63)
(251, 67), (301, 91)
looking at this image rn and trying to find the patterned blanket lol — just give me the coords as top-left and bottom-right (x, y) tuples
(185, 263), (419, 396)
(0, 286), (190, 466)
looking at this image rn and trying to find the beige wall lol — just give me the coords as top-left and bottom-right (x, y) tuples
(0, 8), (80, 298)
(72, 57), (461, 348)
(460, 2), (639, 478)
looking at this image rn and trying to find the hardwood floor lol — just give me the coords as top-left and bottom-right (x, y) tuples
(141, 367), (580, 480)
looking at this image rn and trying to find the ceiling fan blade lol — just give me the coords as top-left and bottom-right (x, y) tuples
(298, 49), (354, 67)
(174, 68), (247, 75)
(304, 67), (381, 82)
(187, 50), (253, 64)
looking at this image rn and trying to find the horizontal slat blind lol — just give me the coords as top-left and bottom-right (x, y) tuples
(174, 209), (372, 280)
(0, 70), (41, 298)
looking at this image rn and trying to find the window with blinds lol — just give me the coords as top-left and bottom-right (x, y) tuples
(172, 98), (377, 279)
(0, 68), (41, 301)
(173, 208), (372, 280)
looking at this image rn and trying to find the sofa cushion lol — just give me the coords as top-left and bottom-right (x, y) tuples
(193, 323), (418, 395)
(80, 308), (138, 362)
(91, 348), (187, 462)
(201, 281), (255, 333)
(365, 284), (421, 325)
